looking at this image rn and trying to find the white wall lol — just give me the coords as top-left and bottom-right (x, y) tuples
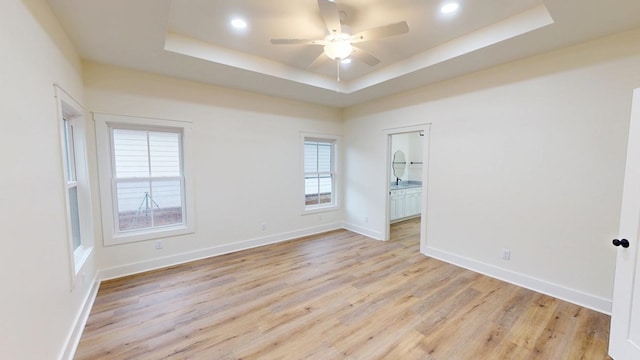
(83, 62), (344, 278)
(407, 132), (424, 181)
(343, 28), (640, 313)
(391, 133), (409, 182)
(391, 132), (424, 182)
(0, 1), (98, 359)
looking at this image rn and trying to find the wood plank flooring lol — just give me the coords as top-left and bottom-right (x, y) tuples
(75, 218), (611, 359)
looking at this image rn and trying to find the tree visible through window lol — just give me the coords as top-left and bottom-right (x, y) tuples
(111, 128), (184, 232)
(304, 138), (335, 207)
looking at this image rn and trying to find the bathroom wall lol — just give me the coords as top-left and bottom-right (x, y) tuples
(391, 132), (424, 182)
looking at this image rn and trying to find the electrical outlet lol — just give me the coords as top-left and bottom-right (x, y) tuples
(155, 240), (163, 250)
(364, 216), (369, 223)
(261, 222), (267, 231)
(501, 249), (511, 260)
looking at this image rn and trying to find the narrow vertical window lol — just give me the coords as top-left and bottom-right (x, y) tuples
(56, 85), (94, 283)
(304, 137), (336, 209)
(63, 118), (81, 251)
(111, 128), (185, 234)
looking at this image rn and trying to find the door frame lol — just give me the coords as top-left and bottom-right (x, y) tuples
(384, 124), (431, 253)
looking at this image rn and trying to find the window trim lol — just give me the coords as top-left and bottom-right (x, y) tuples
(95, 113), (195, 246)
(63, 118), (81, 251)
(301, 133), (340, 214)
(55, 85), (94, 285)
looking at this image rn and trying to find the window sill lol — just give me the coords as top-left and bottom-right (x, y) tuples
(302, 204), (339, 215)
(73, 245), (93, 275)
(105, 225), (194, 246)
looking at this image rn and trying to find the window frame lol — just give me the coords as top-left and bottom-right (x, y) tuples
(55, 85), (94, 284)
(63, 118), (81, 251)
(301, 133), (340, 214)
(95, 114), (194, 246)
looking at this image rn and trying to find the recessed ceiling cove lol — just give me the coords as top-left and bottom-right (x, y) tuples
(165, 0), (552, 92)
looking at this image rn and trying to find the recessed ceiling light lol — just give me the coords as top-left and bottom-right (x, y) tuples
(231, 18), (247, 29)
(440, 2), (460, 14)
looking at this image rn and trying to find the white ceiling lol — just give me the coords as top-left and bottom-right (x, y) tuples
(47, 0), (640, 107)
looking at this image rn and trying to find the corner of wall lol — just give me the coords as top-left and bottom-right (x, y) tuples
(59, 275), (101, 360)
(423, 247), (612, 315)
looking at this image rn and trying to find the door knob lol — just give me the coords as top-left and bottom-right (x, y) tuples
(612, 239), (630, 248)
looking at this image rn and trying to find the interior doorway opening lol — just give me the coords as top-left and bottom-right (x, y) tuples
(385, 126), (430, 254)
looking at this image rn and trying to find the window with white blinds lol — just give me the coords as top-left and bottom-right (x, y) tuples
(304, 137), (336, 209)
(96, 113), (193, 245)
(111, 128), (185, 233)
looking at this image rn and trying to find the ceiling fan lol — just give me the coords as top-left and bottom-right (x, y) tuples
(270, 0), (409, 77)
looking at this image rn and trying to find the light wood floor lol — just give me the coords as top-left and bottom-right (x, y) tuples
(75, 218), (611, 359)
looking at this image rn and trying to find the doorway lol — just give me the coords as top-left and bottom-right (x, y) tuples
(385, 125), (430, 254)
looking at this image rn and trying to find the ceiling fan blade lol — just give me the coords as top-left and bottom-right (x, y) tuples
(317, 0), (342, 35)
(350, 21), (409, 43)
(270, 39), (324, 45)
(351, 47), (380, 66)
(307, 51), (329, 69)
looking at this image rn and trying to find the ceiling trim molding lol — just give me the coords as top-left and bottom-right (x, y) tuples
(164, 32), (346, 92)
(164, 4), (553, 96)
(347, 4), (554, 93)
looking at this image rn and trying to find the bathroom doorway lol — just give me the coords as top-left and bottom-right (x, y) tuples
(385, 125), (430, 253)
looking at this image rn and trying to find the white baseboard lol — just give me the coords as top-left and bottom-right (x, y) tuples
(423, 246), (612, 315)
(99, 222), (343, 281)
(342, 222), (384, 240)
(59, 275), (100, 360)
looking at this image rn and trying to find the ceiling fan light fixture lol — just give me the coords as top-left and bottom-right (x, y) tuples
(324, 40), (353, 60)
(270, 0), (408, 68)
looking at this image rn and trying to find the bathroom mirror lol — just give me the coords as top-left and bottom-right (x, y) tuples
(392, 150), (406, 180)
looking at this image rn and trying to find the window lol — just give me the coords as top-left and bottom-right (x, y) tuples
(303, 136), (337, 211)
(55, 85), (94, 282)
(96, 114), (194, 245)
(63, 118), (82, 251)
(112, 128), (184, 232)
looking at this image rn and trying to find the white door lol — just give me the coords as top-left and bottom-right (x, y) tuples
(610, 88), (640, 359)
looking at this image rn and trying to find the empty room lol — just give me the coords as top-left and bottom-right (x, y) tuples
(3, 0), (640, 359)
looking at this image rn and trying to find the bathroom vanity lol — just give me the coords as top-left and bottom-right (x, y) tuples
(390, 182), (422, 222)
